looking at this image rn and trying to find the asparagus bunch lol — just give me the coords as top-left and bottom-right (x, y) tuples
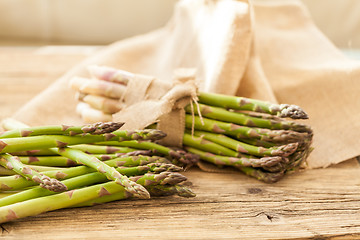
(183, 93), (313, 182)
(69, 66), (313, 183)
(0, 119), (195, 223)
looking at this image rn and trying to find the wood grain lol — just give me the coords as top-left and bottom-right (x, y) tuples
(0, 46), (359, 240)
(1, 168), (360, 240)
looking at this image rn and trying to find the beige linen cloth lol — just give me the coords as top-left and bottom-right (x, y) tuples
(10, 0), (360, 168)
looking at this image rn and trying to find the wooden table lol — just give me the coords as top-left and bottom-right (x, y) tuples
(0, 46), (360, 240)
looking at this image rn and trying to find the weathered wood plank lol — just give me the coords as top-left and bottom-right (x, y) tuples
(0, 168), (360, 239)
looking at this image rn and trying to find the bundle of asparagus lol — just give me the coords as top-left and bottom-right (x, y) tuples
(182, 93), (313, 183)
(0, 120), (195, 223)
(70, 66), (313, 183)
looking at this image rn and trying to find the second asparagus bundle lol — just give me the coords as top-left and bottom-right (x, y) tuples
(0, 119), (196, 223)
(69, 65), (313, 183)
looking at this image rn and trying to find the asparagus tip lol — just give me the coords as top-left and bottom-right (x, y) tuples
(123, 149), (156, 157)
(81, 122), (125, 135)
(123, 181), (151, 199)
(162, 172), (188, 185)
(279, 104), (309, 119)
(146, 129), (167, 140)
(276, 142), (299, 157)
(125, 129), (167, 141)
(133, 184), (151, 199)
(148, 162), (183, 172)
(169, 149), (200, 167)
(39, 175), (68, 192)
(263, 171), (285, 183)
(257, 156), (284, 167)
(175, 185), (196, 198)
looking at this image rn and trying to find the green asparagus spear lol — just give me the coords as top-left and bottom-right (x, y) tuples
(197, 92), (308, 119)
(17, 156), (78, 167)
(0, 129), (166, 154)
(0, 164), (66, 176)
(146, 184), (196, 198)
(9, 149), (64, 156)
(17, 154), (121, 167)
(239, 167), (285, 183)
(185, 147), (286, 172)
(185, 115), (308, 143)
(70, 144), (139, 154)
(184, 103), (312, 132)
(12, 145), (139, 156)
(130, 171), (187, 186)
(16, 151), (153, 167)
(239, 138), (277, 148)
(51, 147), (150, 199)
(0, 122), (124, 138)
(189, 130), (298, 157)
(0, 154), (67, 192)
(183, 133), (240, 157)
(94, 140), (200, 166)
